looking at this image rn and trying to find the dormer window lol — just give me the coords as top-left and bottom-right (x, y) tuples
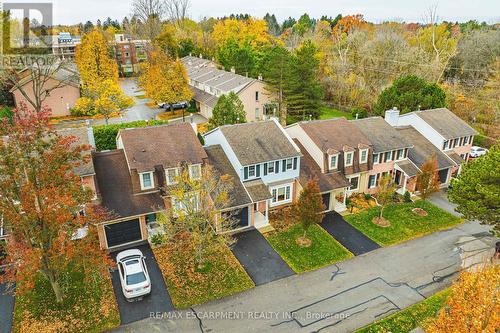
(189, 164), (202, 180)
(139, 171), (154, 190)
(329, 154), (338, 170)
(248, 165), (256, 177)
(166, 167), (180, 185)
(359, 149), (368, 164)
(345, 151), (354, 167)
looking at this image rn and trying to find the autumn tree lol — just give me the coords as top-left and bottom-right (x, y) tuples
(131, 0), (164, 39)
(425, 264), (499, 333)
(208, 92), (246, 129)
(448, 142), (499, 235)
(138, 48), (193, 113)
(375, 174), (397, 221)
(0, 104), (111, 302)
(160, 166), (237, 268)
(416, 154), (440, 201)
(292, 178), (325, 246)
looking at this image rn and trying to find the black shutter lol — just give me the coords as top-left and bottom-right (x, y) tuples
(282, 160), (286, 172)
(244, 167), (248, 180)
(256, 164), (260, 177)
(263, 163), (268, 176)
(293, 157), (298, 170)
(275, 161), (279, 173)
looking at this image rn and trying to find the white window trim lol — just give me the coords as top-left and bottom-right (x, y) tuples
(165, 167), (180, 185)
(270, 183), (293, 207)
(189, 164), (202, 180)
(347, 175), (360, 191)
(373, 153), (379, 165)
(385, 151), (392, 162)
(359, 149), (368, 164)
(248, 165), (256, 178)
(368, 175), (377, 189)
(344, 151), (354, 167)
(139, 171), (155, 190)
(285, 158), (293, 170)
(267, 162), (275, 174)
(329, 153), (339, 170)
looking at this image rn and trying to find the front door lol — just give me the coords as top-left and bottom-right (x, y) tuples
(394, 170), (402, 185)
(322, 193), (331, 211)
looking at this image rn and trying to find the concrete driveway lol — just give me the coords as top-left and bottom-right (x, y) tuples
(110, 244), (174, 325)
(231, 228), (295, 285)
(0, 282), (15, 333)
(321, 212), (380, 255)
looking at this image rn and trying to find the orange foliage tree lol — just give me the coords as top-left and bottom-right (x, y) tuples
(426, 264), (500, 333)
(416, 153), (440, 200)
(0, 104), (112, 302)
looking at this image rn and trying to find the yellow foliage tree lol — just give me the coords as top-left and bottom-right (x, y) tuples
(425, 264), (500, 333)
(138, 48), (193, 110)
(212, 17), (277, 49)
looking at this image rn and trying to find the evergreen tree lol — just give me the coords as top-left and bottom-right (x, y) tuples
(263, 13), (281, 36)
(208, 92), (246, 129)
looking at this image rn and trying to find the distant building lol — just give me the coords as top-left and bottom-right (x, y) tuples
(113, 34), (148, 76)
(182, 55), (275, 122)
(50, 32), (81, 58)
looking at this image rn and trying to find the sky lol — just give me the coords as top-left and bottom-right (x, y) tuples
(7, 0), (500, 26)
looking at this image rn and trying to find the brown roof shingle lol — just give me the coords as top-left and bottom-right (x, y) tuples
(57, 127), (95, 176)
(119, 123), (207, 173)
(351, 117), (412, 153)
(243, 179), (272, 202)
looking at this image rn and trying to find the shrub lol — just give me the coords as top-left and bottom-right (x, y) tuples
(93, 120), (168, 150)
(150, 233), (166, 247)
(71, 97), (96, 116)
(197, 132), (205, 145)
(404, 191), (412, 202)
(0, 106), (13, 123)
(351, 107), (368, 119)
(364, 193), (372, 200)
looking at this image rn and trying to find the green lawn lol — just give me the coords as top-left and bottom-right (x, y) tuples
(355, 288), (450, 333)
(319, 105), (354, 120)
(266, 224), (353, 273)
(13, 270), (120, 333)
(153, 243), (254, 308)
(345, 200), (462, 246)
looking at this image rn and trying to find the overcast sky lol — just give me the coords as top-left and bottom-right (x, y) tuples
(11, 0), (500, 25)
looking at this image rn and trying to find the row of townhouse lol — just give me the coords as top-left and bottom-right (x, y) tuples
(41, 107), (476, 250)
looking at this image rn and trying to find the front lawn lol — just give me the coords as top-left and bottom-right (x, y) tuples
(153, 241), (254, 308)
(355, 288), (450, 333)
(266, 224), (353, 273)
(319, 105), (353, 120)
(345, 200), (462, 246)
(13, 270), (120, 333)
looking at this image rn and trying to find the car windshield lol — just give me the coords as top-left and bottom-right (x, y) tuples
(126, 271), (146, 285)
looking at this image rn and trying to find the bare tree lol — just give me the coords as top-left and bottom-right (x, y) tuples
(131, 0), (165, 39)
(0, 57), (79, 114)
(165, 0), (190, 26)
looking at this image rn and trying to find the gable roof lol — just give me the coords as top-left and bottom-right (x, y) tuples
(11, 62), (80, 91)
(396, 126), (455, 170)
(412, 108), (478, 140)
(119, 123), (207, 173)
(217, 120), (300, 166)
(351, 117), (412, 153)
(204, 145), (252, 209)
(57, 127), (95, 176)
(297, 118), (372, 153)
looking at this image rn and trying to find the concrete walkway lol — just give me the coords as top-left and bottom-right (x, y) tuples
(111, 221), (496, 333)
(321, 212), (380, 255)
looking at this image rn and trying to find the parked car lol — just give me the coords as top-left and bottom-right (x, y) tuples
(116, 249), (151, 301)
(158, 101), (189, 110)
(470, 146), (488, 158)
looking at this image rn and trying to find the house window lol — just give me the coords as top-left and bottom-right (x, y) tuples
(267, 162), (274, 174)
(139, 172), (154, 190)
(454, 138), (459, 147)
(443, 141), (448, 150)
(286, 158), (293, 170)
(397, 149), (404, 160)
(345, 152), (353, 166)
(463, 136), (468, 145)
(329, 154), (338, 170)
(368, 175), (377, 189)
(248, 165), (256, 177)
(359, 149), (368, 164)
(255, 91), (259, 101)
(373, 153), (379, 164)
(189, 164), (202, 180)
(348, 176), (359, 191)
(459, 137), (464, 146)
(384, 151), (392, 162)
(255, 108), (260, 119)
(271, 184), (292, 205)
(166, 168), (179, 185)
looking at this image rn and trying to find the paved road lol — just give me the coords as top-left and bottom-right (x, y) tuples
(428, 190), (461, 217)
(110, 244), (174, 325)
(111, 220), (496, 333)
(321, 212), (380, 255)
(0, 283), (15, 333)
(231, 228), (295, 286)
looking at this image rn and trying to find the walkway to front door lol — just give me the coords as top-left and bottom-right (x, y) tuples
(321, 212), (380, 256)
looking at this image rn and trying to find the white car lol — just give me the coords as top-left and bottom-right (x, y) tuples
(470, 146), (488, 158)
(116, 249), (151, 301)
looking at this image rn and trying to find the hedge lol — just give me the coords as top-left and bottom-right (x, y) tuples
(93, 120), (168, 151)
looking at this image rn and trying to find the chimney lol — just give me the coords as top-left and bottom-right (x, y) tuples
(258, 74), (263, 81)
(189, 52), (192, 57)
(384, 107), (400, 127)
(230, 66), (235, 74)
(199, 53), (203, 58)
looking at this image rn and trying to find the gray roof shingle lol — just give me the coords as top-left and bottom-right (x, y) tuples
(351, 117), (412, 153)
(57, 127), (95, 176)
(414, 108), (478, 140)
(243, 179), (272, 202)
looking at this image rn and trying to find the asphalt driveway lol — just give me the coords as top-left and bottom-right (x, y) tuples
(321, 212), (380, 256)
(231, 228), (295, 286)
(110, 244), (174, 325)
(0, 282), (15, 333)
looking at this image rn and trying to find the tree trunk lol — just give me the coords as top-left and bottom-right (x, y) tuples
(49, 276), (64, 303)
(379, 205), (384, 219)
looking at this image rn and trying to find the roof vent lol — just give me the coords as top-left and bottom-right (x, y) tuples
(141, 148), (146, 152)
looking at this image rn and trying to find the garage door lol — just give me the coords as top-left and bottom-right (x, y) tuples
(223, 207), (249, 228)
(322, 193), (331, 211)
(105, 219), (142, 248)
(438, 169), (449, 184)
